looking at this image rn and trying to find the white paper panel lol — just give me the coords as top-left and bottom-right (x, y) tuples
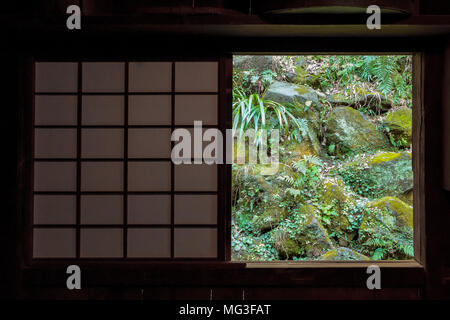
(174, 195), (217, 224)
(81, 161), (123, 191)
(127, 228), (171, 258)
(80, 228), (123, 258)
(81, 195), (123, 225)
(174, 164), (217, 191)
(82, 62), (124, 92)
(34, 195), (76, 225)
(81, 129), (124, 158)
(35, 129), (77, 158)
(174, 95), (217, 125)
(34, 162), (77, 191)
(174, 228), (217, 258)
(35, 62), (78, 93)
(129, 62), (172, 92)
(175, 62), (218, 92)
(128, 161), (171, 191)
(128, 195), (171, 225)
(34, 95), (77, 125)
(82, 95), (124, 125)
(128, 128), (171, 158)
(33, 228), (76, 258)
(128, 95), (171, 125)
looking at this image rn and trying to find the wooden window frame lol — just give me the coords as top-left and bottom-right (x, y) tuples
(18, 52), (427, 290)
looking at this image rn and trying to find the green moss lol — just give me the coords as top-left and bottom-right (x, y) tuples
(339, 151), (413, 199)
(252, 205), (288, 232)
(386, 108), (412, 129)
(320, 250), (338, 260)
(367, 196), (413, 228)
(271, 205), (334, 258)
(325, 107), (391, 156)
(319, 179), (362, 241)
(295, 85), (310, 95)
(358, 196), (414, 259)
(384, 107), (412, 147)
(274, 237), (301, 259)
(370, 152), (401, 164)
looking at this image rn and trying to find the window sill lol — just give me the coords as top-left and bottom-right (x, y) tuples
(245, 260), (423, 269)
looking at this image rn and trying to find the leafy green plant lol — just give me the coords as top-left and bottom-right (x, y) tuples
(232, 89), (304, 143)
(277, 156), (323, 202)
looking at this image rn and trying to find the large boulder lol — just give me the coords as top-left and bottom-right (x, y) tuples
(233, 55), (274, 73)
(296, 205), (334, 257)
(319, 178), (364, 242)
(264, 81), (320, 108)
(252, 203), (288, 233)
(325, 106), (391, 155)
(383, 107), (412, 147)
(318, 247), (371, 261)
(366, 196), (413, 229)
(339, 151), (413, 199)
(358, 196), (414, 259)
(272, 205), (333, 259)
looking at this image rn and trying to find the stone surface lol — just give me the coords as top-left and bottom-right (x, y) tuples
(264, 80), (320, 108)
(233, 55), (274, 73)
(383, 107), (413, 147)
(326, 106), (391, 155)
(340, 151), (413, 199)
(358, 196), (414, 259)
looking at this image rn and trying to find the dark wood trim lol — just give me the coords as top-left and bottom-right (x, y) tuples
(219, 54), (233, 261)
(412, 53), (424, 266)
(21, 261), (424, 288)
(76, 61), (82, 259)
(123, 61), (129, 258)
(421, 50), (446, 299)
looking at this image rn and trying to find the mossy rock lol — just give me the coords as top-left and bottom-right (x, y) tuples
(366, 196), (413, 229)
(296, 205), (334, 257)
(252, 203), (288, 233)
(325, 107), (391, 156)
(318, 247), (370, 261)
(358, 196), (413, 259)
(282, 103), (322, 158)
(271, 205), (333, 259)
(283, 134), (321, 160)
(319, 178), (362, 241)
(340, 151), (413, 199)
(273, 235), (301, 259)
(264, 80), (320, 109)
(231, 236), (276, 261)
(233, 55), (274, 73)
(326, 93), (349, 106)
(383, 107), (412, 147)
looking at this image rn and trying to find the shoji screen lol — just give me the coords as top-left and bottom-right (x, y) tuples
(33, 61), (219, 259)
